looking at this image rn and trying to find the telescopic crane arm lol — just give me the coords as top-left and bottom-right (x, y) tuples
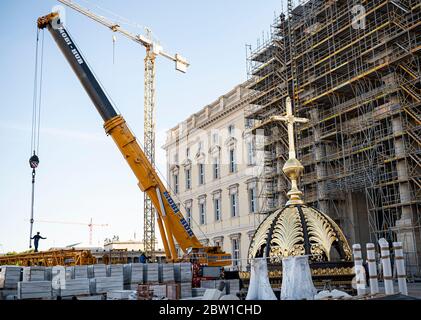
(37, 12), (202, 261)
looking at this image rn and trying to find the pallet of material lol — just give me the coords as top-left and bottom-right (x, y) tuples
(58, 278), (90, 297)
(226, 279), (240, 294)
(23, 267), (45, 282)
(17, 281), (52, 300)
(45, 267), (52, 281)
(52, 266), (74, 290)
(137, 284), (153, 300)
(92, 264), (107, 278)
(107, 290), (137, 300)
(107, 264), (123, 277)
(0, 289), (18, 300)
(74, 265), (88, 279)
(94, 276), (124, 294)
(200, 280), (216, 289)
(150, 284), (167, 299)
(174, 263), (192, 282)
(180, 282), (192, 299)
(130, 263), (144, 284)
(166, 283), (180, 300)
(0, 266), (22, 289)
(159, 263), (175, 283)
(144, 263), (159, 283)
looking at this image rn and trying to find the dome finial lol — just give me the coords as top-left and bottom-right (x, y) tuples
(278, 96), (309, 205)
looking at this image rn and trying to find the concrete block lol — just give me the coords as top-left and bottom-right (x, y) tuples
(0, 266), (22, 289)
(17, 281), (52, 300)
(159, 263), (174, 283)
(144, 263), (159, 283)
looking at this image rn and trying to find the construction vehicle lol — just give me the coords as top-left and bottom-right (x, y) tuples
(37, 12), (231, 268)
(55, 0), (190, 260)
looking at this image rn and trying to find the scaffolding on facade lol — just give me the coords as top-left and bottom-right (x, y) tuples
(246, 0), (421, 275)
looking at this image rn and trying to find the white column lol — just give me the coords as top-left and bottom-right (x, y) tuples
(352, 244), (366, 295)
(366, 243), (379, 295)
(379, 238), (394, 295)
(393, 242), (408, 295)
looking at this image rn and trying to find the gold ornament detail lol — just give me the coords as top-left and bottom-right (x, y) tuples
(304, 210), (338, 261)
(247, 211), (278, 260)
(269, 207), (305, 261)
(320, 211), (353, 261)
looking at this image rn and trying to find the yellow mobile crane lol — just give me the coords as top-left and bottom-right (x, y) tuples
(37, 12), (231, 267)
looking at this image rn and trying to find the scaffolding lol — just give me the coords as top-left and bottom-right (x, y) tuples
(246, 0), (421, 275)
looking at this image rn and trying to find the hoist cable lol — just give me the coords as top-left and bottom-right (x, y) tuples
(31, 29), (40, 154)
(36, 30), (45, 154)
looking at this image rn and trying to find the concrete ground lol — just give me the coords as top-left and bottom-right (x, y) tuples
(378, 282), (421, 298)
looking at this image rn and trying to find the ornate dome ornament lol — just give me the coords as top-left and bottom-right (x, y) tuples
(248, 97), (352, 263)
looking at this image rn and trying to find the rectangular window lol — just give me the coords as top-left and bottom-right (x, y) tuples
(232, 238), (240, 267)
(173, 174), (179, 194)
(174, 153), (179, 164)
(228, 124), (235, 136)
(229, 149), (236, 173)
(214, 198), (221, 221)
(249, 188), (256, 213)
(186, 147), (190, 158)
(212, 133), (219, 144)
(199, 164), (205, 185)
(247, 142), (255, 165)
(186, 207), (192, 227)
(199, 203), (206, 225)
(198, 141), (203, 153)
(213, 157), (219, 179)
(230, 193), (238, 217)
(185, 169), (191, 190)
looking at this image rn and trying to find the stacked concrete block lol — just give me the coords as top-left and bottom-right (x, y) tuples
(22, 266), (45, 282)
(17, 281), (52, 300)
(107, 264), (123, 278)
(180, 282), (192, 299)
(200, 280), (216, 289)
(65, 266), (75, 280)
(0, 266), (22, 289)
(92, 264), (107, 278)
(166, 283), (180, 300)
(144, 263), (159, 283)
(59, 278), (90, 297)
(150, 284), (166, 298)
(129, 263), (144, 284)
(45, 267), (52, 281)
(159, 263), (174, 283)
(74, 265), (88, 279)
(174, 263), (192, 282)
(227, 279), (240, 295)
(94, 276), (124, 294)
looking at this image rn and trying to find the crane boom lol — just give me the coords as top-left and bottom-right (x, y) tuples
(57, 0), (189, 260)
(36, 13), (217, 262)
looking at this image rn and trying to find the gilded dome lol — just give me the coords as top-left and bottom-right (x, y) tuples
(248, 204), (352, 263)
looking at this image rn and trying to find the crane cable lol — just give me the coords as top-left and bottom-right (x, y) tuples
(29, 28), (45, 249)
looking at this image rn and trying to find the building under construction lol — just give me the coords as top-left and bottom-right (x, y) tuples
(246, 0), (421, 274)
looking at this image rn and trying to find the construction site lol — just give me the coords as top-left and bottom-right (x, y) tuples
(0, 0), (420, 303)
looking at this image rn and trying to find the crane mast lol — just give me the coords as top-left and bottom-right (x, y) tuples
(56, 0), (189, 260)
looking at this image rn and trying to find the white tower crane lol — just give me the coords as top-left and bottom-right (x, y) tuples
(55, 0), (189, 260)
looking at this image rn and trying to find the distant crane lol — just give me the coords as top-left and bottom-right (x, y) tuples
(36, 218), (109, 245)
(56, 0), (189, 259)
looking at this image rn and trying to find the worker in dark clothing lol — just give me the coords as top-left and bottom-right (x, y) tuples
(31, 232), (46, 252)
(139, 253), (147, 263)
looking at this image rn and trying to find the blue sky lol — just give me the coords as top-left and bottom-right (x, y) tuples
(0, 0), (283, 253)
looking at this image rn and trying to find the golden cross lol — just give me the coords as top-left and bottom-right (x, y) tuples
(277, 97), (309, 159)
